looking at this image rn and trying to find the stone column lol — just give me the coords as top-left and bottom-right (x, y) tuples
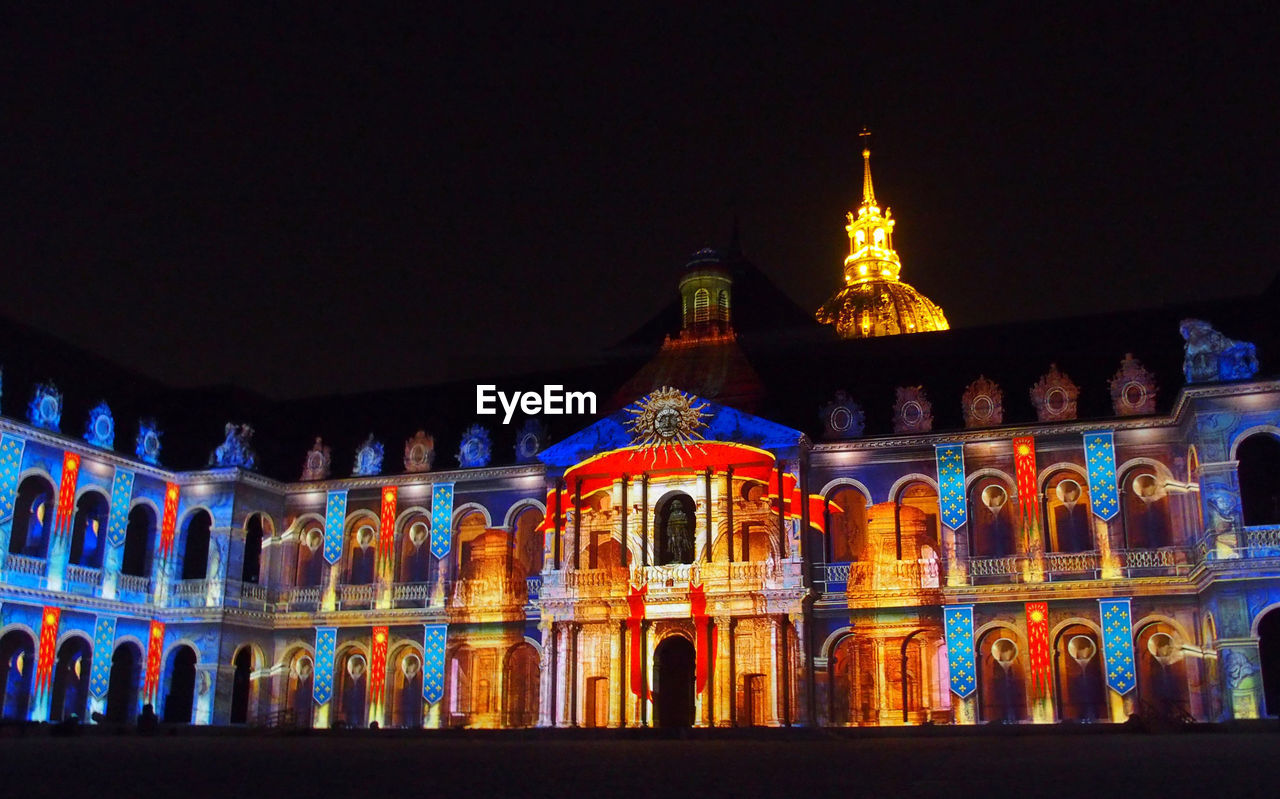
(538, 615), (555, 728)
(1218, 638), (1264, 720)
(1199, 460), (1243, 556)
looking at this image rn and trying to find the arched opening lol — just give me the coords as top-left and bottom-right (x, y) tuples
(1121, 467), (1173, 548)
(295, 525), (325, 587)
(229, 646), (253, 724)
(397, 516), (433, 584)
(121, 505), (155, 577)
(1259, 608), (1280, 717)
(693, 288), (710, 324)
(241, 514), (265, 583)
(512, 508), (545, 598)
(829, 635), (856, 725)
(653, 635), (695, 728)
(68, 492), (109, 568)
(10, 476), (54, 558)
(1237, 433), (1280, 525)
(503, 642), (539, 728)
(389, 647), (423, 728)
(344, 521), (376, 585)
(1044, 471), (1093, 553)
(583, 492), (621, 570)
(891, 631), (928, 722)
(104, 642), (141, 723)
(162, 645), (197, 723)
(49, 636), (92, 721)
(455, 511), (514, 605)
(969, 478), (1016, 558)
(655, 493), (696, 566)
(334, 648), (368, 727)
(976, 628), (1028, 723)
(895, 482), (940, 564)
(828, 487), (867, 562)
(180, 511), (211, 580)
(1053, 624), (1105, 721)
(285, 650), (314, 728)
(0, 630), (35, 720)
(1135, 622), (1190, 718)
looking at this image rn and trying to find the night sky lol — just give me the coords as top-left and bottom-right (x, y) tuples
(2, 4), (1277, 400)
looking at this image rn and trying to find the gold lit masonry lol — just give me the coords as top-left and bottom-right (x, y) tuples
(816, 144), (950, 338)
(625, 386), (710, 450)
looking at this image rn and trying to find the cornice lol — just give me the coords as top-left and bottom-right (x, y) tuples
(284, 463), (547, 495)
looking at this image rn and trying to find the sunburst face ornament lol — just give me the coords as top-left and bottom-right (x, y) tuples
(625, 387), (709, 452)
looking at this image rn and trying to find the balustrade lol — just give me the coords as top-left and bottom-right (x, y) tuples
(66, 564), (103, 587)
(5, 554), (46, 577)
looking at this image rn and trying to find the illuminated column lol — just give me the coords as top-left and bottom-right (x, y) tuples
(703, 468), (713, 562)
(641, 475), (650, 568)
(641, 620), (653, 726)
(769, 616), (781, 726)
(616, 620), (627, 727)
(728, 618), (738, 726)
(569, 623), (581, 726)
(872, 637), (887, 725)
(620, 475), (629, 568)
(554, 622), (569, 726)
(322, 561), (341, 612)
(790, 611), (805, 725)
(538, 614), (554, 728)
(714, 615), (731, 726)
(195, 663), (219, 725)
(1218, 639), (1263, 720)
(1199, 460), (1242, 556)
(1095, 515), (1121, 578)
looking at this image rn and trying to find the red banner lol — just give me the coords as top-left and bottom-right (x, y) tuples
(627, 585), (647, 696)
(1025, 601), (1051, 697)
(378, 486), (397, 574)
(54, 453), (80, 537)
(35, 606), (61, 699)
(158, 483), (180, 560)
(1013, 436), (1040, 549)
(143, 621), (165, 703)
(370, 626), (389, 706)
(691, 582), (716, 693)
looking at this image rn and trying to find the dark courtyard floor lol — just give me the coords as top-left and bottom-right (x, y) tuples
(3, 726), (1278, 799)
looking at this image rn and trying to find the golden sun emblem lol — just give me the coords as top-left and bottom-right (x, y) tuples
(625, 387), (709, 451)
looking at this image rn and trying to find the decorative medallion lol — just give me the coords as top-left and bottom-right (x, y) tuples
(819, 390), (865, 439)
(1109, 353), (1157, 416)
(84, 401), (115, 449)
(961, 376), (1004, 428)
(514, 418), (548, 463)
(1030, 364), (1079, 422)
(27, 381), (62, 432)
(1180, 318), (1259, 383)
(136, 419), (162, 465)
(892, 386), (933, 434)
(624, 387), (710, 450)
(403, 430), (436, 473)
(209, 423), (257, 469)
(301, 437), (331, 481)
(456, 424), (492, 468)
(353, 434), (385, 477)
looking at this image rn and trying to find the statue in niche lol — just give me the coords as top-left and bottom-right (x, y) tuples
(662, 498), (694, 564)
(1180, 319), (1259, 383)
(301, 437), (332, 481)
(210, 423), (256, 470)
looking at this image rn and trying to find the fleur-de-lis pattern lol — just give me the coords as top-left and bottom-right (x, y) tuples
(935, 444), (967, 530)
(324, 491), (347, 565)
(430, 484), (454, 560)
(88, 617), (117, 698)
(423, 624), (447, 704)
(1099, 598), (1136, 694)
(105, 469), (135, 550)
(944, 605), (976, 698)
(0, 434), (27, 523)
(312, 627), (338, 705)
(1084, 432), (1120, 521)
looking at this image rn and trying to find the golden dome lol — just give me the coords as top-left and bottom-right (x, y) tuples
(816, 142), (950, 339)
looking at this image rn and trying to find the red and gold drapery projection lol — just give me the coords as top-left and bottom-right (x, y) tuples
(143, 621), (165, 703)
(1012, 436), (1040, 551)
(35, 606), (61, 702)
(538, 442), (826, 533)
(690, 582), (716, 693)
(627, 584), (647, 696)
(369, 626), (389, 708)
(378, 486), (397, 580)
(53, 452), (80, 537)
(1025, 601), (1051, 697)
(158, 483), (180, 561)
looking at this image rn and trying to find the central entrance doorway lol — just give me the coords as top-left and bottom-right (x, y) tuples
(653, 635), (695, 728)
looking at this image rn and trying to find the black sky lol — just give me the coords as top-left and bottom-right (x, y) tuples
(2, 4), (1277, 400)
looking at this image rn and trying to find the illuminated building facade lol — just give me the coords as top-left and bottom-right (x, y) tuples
(1, 178), (1279, 731)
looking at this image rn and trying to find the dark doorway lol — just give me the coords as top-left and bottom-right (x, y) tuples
(180, 512), (211, 580)
(0, 630), (35, 720)
(1238, 434), (1280, 525)
(105, 644), (141, 723)
(163, 646), (197, 723)
(1260, 609), (1280, 717)
(68, 493), (109, 568)
(653, 635), (695, 728)
(121, 506), (154, 577)
(241, 515), (264, 583)
(49, 637), (92, 721)
(230, 647), (252, 723)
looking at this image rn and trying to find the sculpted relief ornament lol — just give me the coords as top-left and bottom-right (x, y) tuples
(404, 430), (436, 473)
(1180, 319), (1259, 383)
(625, 387), (709, 451)
(1110, 353), (1157, 416)
(819, 390), (865, 439)
(210, 423), (256, 469)
(892, 385), (933, 434)
(456, 424), (492, 468)
(1030, 364), (1079, 422)
(353, 434), (385, 477)
(961, 376), (1003, 428)
(302, 437), (332, 481)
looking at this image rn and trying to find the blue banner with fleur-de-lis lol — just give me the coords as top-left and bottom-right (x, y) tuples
(944, 605), (977, 698)
(935, 444), (967, 530)
(0, 434), (27, 523)
(1084, 432), (1120, 521)
(312, 627), (338, 705)
(104, 468), (135, 550)
(87, 616), (117, 698)
(1099, 598), (1136, 694)
(423, 623), (447, 704)
(430, 483), (454, 560)
(324, 491), (347, 565)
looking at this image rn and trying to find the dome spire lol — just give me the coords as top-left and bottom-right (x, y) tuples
(859, 128), (876, 208)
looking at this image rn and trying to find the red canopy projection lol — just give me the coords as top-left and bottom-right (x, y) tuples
(538, 441), (828, 533)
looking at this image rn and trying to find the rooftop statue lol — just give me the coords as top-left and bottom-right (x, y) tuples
(1180, 319), (1259, 383)
(210, 423), (256, 470)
